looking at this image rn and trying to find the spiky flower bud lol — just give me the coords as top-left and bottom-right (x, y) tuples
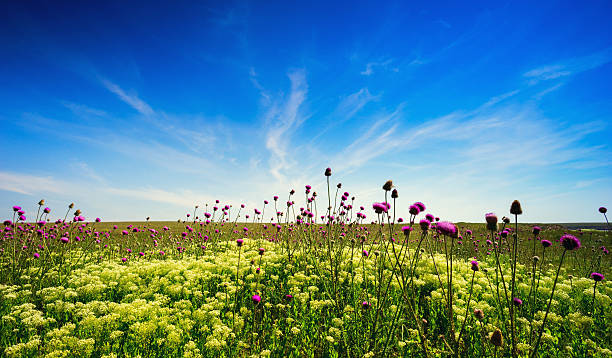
(38, 199), (45, 206)
(391, 189), (398, 199)
(324, 167), (332, 176)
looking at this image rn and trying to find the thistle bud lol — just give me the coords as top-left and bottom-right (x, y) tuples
(510, 200), (522, 215)
(69, 203), (75, 209)
(391, 189), (398, 199)
(324, 167), (332, 177)
(38, 199), (45, 206)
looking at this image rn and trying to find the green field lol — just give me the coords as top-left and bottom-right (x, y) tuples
(1, 202), (610, 357)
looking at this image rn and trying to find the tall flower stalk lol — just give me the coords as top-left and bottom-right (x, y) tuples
(531, 234), (581, 357)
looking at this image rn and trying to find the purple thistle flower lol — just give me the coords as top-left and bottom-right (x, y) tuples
(409, 205), (420, 215)
(362, 250), (369, 257)
(414, 202), (426, 212)
(513, 297), (523, 306)
(436, 221), (458, 238)
(362, 301), (371, 309)
(471, 260), (479, 271)
(121, 257), (127, 262)
(541, 239), (552, 248)
(33, 252), (40, 259)
(259, 248), (265, 255)
(419, 219), (430, 231)
(12, 206), (21, 212)
(284, 294), (293, 301)
(252, 295), (261, 304)
(236, 238), (244, 247)
(60, 237), (69, 243)
(401, 225), (413, 234)
(43, 207), (51, 213)
(372, 202), (388, 214)
(532, 226), (541, 235)
(560, 234), (581, 251)
(591, 272), (604, 282)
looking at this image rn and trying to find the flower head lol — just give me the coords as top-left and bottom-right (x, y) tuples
(419, 219), (430, 231)
(471, 260), (479, 271)
(409, 205), (420, 216)
(591, 272), (604, 282)
(512, 297), (523, 306)
(541, 239), (552, 248)
(532, 226), (541, 235)
(401, 226), (413, 235)
(485, 213), (498, 231)
(252, 295), (261, 304)
(414, 202), (426, 212)
(362, 301), (371, 309)
(236, 238), (244, 247)
(560, 234), (581, 251)
(324, 167), (332, 177)
(599, 207), (607, 214)
(436, 221), (458, 238)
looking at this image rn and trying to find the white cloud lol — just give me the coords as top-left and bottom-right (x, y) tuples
(264, 69), (308, 182)
(360, 59), (394, 76)
(523, 48), (612, 85)
(100, 79), (154, 116)
(0, 172), (64, 195)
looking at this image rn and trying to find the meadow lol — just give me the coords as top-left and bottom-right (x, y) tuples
(1, 171), (610, 357)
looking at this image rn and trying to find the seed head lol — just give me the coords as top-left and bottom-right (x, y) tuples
(69, 203), (75, 209)
(382, 180), (393, 191)
(474, 308), (484, 321)
(485, 213), (498, 231)
(391, 189), (398, 199)
(510, 200), (522, 215)
(490, 329), (503, 347)
(38, 199), (45, 206)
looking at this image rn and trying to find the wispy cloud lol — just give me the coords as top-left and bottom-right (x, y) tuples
(100, 78), (154, 116)
(523, 48), (612, 85)
(0, 171), (65, 195)
(360, 58), (398, 76)
(263, 69), (308, 182)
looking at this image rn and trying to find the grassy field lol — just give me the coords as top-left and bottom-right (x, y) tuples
(1, 189), (610, 357)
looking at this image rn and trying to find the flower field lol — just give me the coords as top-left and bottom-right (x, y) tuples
(1, 173), (610, 357)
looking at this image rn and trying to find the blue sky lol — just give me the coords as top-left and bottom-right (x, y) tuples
(1, 1), (611, 223)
